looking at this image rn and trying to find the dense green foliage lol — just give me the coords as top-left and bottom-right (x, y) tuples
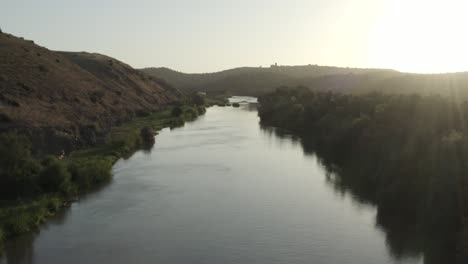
(259, 87), (466, 260)
(0, 133), (41, 198)
(38, 157), (72, 194)
(171, 106), (183, 117)
(0, 105), (205, 254)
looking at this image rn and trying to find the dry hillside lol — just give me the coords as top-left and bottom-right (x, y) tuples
(0, 32), (182, 154)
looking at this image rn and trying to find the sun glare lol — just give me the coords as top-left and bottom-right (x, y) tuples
(372, 0), (468, 73)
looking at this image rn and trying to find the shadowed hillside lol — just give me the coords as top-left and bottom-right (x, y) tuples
(143, 66), (468, 98)
(142, 65), (394, 96)
(296, 71), (468, 97)
(0, 32), (182, 154)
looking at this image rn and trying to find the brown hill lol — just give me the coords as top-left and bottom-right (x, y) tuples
(0, 32), (182, 154)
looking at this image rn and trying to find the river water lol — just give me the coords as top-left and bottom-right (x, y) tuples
(1, 96), (424, 264)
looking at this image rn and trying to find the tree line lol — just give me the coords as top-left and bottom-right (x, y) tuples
(258, 86), (467, 262)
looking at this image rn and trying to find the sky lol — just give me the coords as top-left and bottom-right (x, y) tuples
(1, 0), (468, 73)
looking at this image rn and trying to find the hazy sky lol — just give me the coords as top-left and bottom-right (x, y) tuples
(2, 0), (467, 73)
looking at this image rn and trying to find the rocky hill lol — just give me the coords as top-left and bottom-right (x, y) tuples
(0, 32), (182, 155)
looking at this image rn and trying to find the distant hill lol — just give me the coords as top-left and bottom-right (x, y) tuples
(141, 65), (393, 95)
(295, 71), (468, 97)
(142, 65), (468, 98)
(0, 32), (182, 154)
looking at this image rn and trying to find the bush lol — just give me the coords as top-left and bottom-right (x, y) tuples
(170, 117), (184, 128)
(232, 103), (240, 107)
(136, 109), (151, 117)
(0, 227), (4, 251)
(38, 158), (72, 194)
(171, 106), (183, 117)
(2, 211), (32, 236)
(0, 133), (41, 199)
(46, 197), (62, 212)
(198, 106), (206, 114)
(69, 158), (112, 189)
(190, 93), (205, 106)
(185, 107), (198, 119)
(41, 155), (57, 167)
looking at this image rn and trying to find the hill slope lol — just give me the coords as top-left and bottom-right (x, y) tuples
(143, 66), (468, 98)
(0, 32), (182, 154)
(142, 66), (393, 95)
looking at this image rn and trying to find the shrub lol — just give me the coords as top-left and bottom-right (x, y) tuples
(69, 158), (112, 189)
(0, 133), (41, 198)
(2, 211), (32, 236)
(136, 109), (151, 117)
(170, 117), (184, 128)
(185, 107), (198, 119)
(190, 93), (205, 106)
(0, 227), (4, 250)
(41, 155), (57, 167)
(46, 197), (62, 212)
(38, 158), (72, 194)
(232, 103), (240, 107)
(171, 106), (183, 117)
(198, 106), (206, 114)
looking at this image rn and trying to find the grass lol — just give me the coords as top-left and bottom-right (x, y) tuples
(0, 105), (205, 255)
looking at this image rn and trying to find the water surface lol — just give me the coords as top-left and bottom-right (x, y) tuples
(1, 97), (422, 264)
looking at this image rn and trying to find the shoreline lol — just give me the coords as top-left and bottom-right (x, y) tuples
(0, 104), (206, 256)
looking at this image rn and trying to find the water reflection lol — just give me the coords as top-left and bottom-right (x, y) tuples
(1, 100), (453, 264)
(0, 180), (112, 264)
(1, 207), (72, 264)
(260, 126), (457, 264)
(2, 233), (36, 264)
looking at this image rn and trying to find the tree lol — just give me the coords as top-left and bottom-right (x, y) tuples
(191, 93), (205, 106)
(0, 133), (41, 198)
(171, 106), (183, 117)
(38, 158), (71, 194)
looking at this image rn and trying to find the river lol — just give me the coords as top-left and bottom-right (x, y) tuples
(1, 96), (427, 264)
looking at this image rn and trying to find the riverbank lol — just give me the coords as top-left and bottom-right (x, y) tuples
(0, 104), (205, 255)
(258, 87), (466, 263)
(0, 99), (417, 264)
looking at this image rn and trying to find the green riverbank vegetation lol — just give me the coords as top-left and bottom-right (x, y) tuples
(259, 87), (467, 261)
(0, 103), (206, 254)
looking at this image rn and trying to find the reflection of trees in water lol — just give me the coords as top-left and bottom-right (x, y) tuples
(1, 207), (72, 264)
(261, 125), (457, 264)
(242, 102), (259, 112)
(1, 180), (112, 264)
(259, 125), (302, 150)
(3, 232), (36, 264)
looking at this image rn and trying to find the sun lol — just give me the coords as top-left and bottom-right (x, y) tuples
(370, 0), (468, 73)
